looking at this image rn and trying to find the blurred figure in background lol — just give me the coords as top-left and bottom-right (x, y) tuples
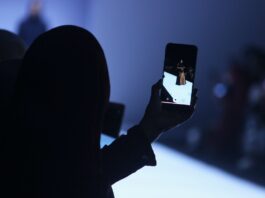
(213, 47), (265, 161)
(0, 30), (26, 172)
(207, 46), (265, 185)
(0, 29), (26, 119)
(238, 47), (265, 176)
(212, 64), (251, 160)
(18, 0), (47, 46)
(0, 29), (26, 62)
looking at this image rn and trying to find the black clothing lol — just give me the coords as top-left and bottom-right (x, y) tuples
(4, 25), (109, 198)
(1, 25), (156, 198)
(0, 59), (21, 112)
(100, 125), (156, 198)
(0, 30), (26, 62)
(0, 59), (22, 151)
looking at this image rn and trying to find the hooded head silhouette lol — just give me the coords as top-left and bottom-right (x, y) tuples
(8, 25), (110, 198)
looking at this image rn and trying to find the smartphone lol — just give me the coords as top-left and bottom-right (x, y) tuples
(161, 43), (198, 106)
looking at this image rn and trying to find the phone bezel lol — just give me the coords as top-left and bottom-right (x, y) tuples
(161, 43), (198, 108)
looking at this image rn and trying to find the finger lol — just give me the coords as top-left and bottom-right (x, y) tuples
(192, 88), (198, 97)
(151, 79), (162, 95)
(191, 88), (198, 107)
(191, 98), (198, 107)
(150, 79), (162, 102)
(191, 96), (198, 106)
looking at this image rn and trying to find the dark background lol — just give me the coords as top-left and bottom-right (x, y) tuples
(1, 0), (265, 197)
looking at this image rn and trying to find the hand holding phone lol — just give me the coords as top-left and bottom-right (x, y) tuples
(139, 80), (198, 142)
(139, 43), (198, 142)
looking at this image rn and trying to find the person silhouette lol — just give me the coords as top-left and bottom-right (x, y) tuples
(2, 25), (197, 198)
(0, 29), (25, 158)
(0, 29), (26, 62)
(18, 0), (47, 46)
(176, 60), (187, 85)
(0, 30), (26, 111)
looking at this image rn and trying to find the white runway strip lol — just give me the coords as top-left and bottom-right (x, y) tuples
(101, 134), (265, 198)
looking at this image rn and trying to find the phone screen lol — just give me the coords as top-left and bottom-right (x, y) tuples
(161, 43), (198, 106)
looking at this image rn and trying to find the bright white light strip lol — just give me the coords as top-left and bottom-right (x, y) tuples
(101, 134), (265, 198)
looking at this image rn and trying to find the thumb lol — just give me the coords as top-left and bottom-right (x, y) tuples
(151, 79), (162, 101)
